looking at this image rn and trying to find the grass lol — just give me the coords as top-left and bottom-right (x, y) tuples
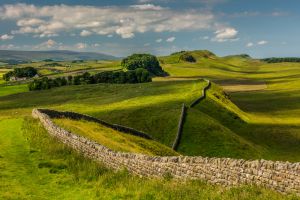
(0, 117), (296, 199)
(53, 118), (178, 156)
(0, 80), (206, 147)
(0, 84), (28, 97)
(1, 50), (300, 198)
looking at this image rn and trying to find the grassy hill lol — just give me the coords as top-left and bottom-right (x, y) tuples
(53, 118), (178, 156)
(0, 50), (300, 198)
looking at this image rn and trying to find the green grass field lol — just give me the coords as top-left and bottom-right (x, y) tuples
(0, 117), (296, 199)
(0, 51), (300, 198)
(53, 118), (178, 156)
(0, 84), (28, 97)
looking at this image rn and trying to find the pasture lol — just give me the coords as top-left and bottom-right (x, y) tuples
(0, 51), (300, 198)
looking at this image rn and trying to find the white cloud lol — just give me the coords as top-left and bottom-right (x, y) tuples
(0, 3), (218, 39)
(0, 44), (16, 49)
(0, 34), (14, 40)
(257, 40), (268, 45)
(16, 18), (44, 26)
(46, 39), (56, 47)
(156, 38), (162, 43)
(34, 39), (57, 49)
(212, 27), (238, 42)
(130, 4), (164, 11)
(80, 30), (92, 37)
(166, 36), (176, 42)
(246, 42), (254, 47)
(75, 43), (87, 49)
(202, 36), (209, 40)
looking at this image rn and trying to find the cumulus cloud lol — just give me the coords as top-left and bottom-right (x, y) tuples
(0, 44), (16, 49)
(246, 42), (254, 47)
(33, 39), (57, 49)
(0, 34), (14, 40)
(130, 4), (164, 10)
(75, 43), (87, 49)
(166, 36), (176, 42)
(156, 38), (163, 43)
(0, 3), (221, 39)
(212, 27), (238, 42)
(257, 40), (268, 45)
(80, 30), (92, 37)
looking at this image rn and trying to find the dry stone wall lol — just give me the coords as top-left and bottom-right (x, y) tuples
(190, 79), (211, 108)
(33, 108), (300, 195)
(37, 109), (152, 140)
(172, 103), (187, 150)
(172, 79), (211, 150)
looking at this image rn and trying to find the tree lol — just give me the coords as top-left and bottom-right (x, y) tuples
(67, 76), (73, 85)
(3, 71), (14, 81)
(179, 53), (196, 63)
(121, 54), (166, 76)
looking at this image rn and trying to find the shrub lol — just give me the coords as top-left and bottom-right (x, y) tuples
(179, 53), (196, 63)
(121, 54), (166, 76)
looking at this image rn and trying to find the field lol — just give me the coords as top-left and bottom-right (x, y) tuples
(0, 51), (300, 198)
(53, 118), (178, 156)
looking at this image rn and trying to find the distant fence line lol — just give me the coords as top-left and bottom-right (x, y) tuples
(33, 108), (300, 195)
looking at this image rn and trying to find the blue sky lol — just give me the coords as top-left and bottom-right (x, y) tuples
(0, 0), (299, 58)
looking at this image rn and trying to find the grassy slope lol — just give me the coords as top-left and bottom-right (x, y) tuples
(0, 80), (206, 147)
(0, 84), (28, 97)
(53, 118), (178, 156)
(178, 84), (263, 159)
(0, 117), (294, 199)
(161, 51), (300, 161)
(0, 51), (300, 198)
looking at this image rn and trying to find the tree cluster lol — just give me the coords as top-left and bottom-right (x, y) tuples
(121, 54), (167, 76)
(179, 53), (196, 63)
(3, 67), (38, 81)
(28, 68), (151, 91)
(42, 62), (63, 67)
(262, 57), (300, 63)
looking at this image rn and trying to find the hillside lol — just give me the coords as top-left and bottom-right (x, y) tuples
(53, 118), (178, 156)
(0, 50), (300, 198)
(0, 50), (118, 63)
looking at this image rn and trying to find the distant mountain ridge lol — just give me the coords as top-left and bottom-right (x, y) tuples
(0, 50), (118, 63)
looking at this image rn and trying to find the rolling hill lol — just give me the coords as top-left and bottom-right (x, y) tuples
(0, 50), (299, 199)
(0, 50), (118, 63)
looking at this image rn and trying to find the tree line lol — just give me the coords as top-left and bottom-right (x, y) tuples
(3, 67), (38, 81)
(28, 68), (151, 91)
(262, 57), (300, 63)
